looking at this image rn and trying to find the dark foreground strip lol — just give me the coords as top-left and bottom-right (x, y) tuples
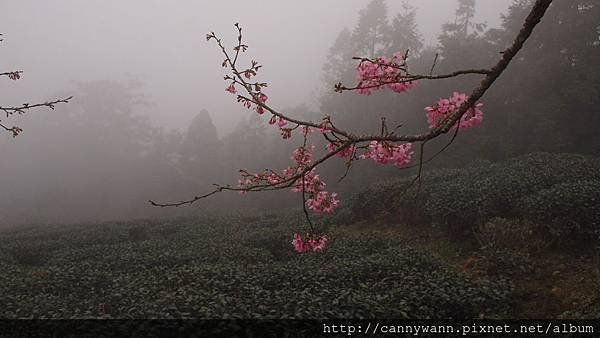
(0, 319), (598, 337)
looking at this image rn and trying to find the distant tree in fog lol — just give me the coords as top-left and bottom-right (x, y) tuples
(0, 80), (190, 224)
(222, 114), (268, 173)
(180, 109), (222, 184)
(438, 0), (491, 70)
(387, 2), (423, 55)
(353, 0), (390, 58)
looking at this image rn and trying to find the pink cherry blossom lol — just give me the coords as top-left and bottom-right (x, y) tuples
(318, 121), (331, 134)
(291, 170), (324, 193)
(361, 141), (413, 168)
(355, 52), (416, 95)
(292, 233), (328, 253)
(280, 128), (292, 139)
(237, 146), (340, 215)
(291, 146), (313, 167)
(292, 233), (306, 252)
(277, 118), (287, 128)
(225, 84), (237, 94)
(425, 92), (484, 130)
(306, 191), (339, 214)
(301, 126), (312, 136)
(326, 143), (355, 158)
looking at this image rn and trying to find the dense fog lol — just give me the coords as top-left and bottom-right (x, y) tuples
(0, 0), (597, 226)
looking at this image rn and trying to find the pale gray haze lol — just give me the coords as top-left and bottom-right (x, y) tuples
(0, 0), (512, 225)
(1, 0), (510, 135)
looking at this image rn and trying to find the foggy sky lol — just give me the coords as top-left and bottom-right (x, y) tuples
(1, 0), (511, 136)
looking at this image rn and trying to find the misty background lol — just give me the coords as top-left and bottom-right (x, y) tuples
(1, 0), (510, 133)
(1, 0), (598, 226)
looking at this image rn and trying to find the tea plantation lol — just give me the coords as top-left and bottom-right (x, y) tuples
(0, 214), (511, 319)
(349, 152), (600, 244)
(2, 152), (598, 320)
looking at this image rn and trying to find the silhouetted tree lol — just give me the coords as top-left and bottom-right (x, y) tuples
(387, 2), (423, 56)
(222, 114), (268, 174)
(438, 0), (493, 71)
(474, 0), (600, 157)
(353, 0), (390, 57)
(180, 109), (222, 185)
(0, 80), (186, 223)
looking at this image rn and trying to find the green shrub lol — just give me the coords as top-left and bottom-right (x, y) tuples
(479, 153), (600, 216)
(128, 226), (149, 242)
(425, 153), (600, 236)
(473, 218), (545, 251)
(349, 153), (600, 240)
(244, 231), (296, 262)
(519, 180), (600, 243)
(349, 167), (465, 226)
(7, 244), (47, 266)
(474, 247), (535, 277)
(423, 162), (497, 238)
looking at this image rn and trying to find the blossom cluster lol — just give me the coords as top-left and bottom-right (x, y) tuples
(290, 148), (340, 214)
(7, 71), (21, 81)
(237, 170), (283, 194)
(356, 52), (416, 95)
(293, 174), (339, 214)
(326, 142), (355, 158)
(238, 145), (340, 215)
(228, 65), (341, 216)
(425, 92), (484, 130)
(292, 233), (328, 253)
(361, 141), (414, 168)
(291, 146), (313, 167)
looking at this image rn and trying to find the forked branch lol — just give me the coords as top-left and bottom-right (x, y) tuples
(150, 0), (553, 211)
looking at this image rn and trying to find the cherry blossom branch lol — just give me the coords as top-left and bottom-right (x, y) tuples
(152, 0), (553, 225)
(1, 97), (73, 117)
(0, 97), (73, 137)
(149, 141), (352, 207)
(211, 0), (551, 146)
(430, 53), (439, 75)
(299, 131), (317, 233)
(403, 117), (462, 171)
(208, 30), (353, 143)
(0, 123), (23, 137)
(335, 68), (491, 92)
(345, 0), (552, 144)
(1, 34), (72, 137)
(0, 71), (23, 80)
